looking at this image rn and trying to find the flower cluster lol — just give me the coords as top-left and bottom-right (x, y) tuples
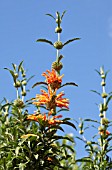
(27, 69), (69, 127)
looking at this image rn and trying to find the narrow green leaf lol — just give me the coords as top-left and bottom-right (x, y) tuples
(84, 119), (100, 124)
(95, 69), (101, 75)
(18, 61), (24, 73)
(46, 13), (55, 20)
(12, 63), (17, 71)
(90, 90), (101, 96)
(57, 108), (69, 113)
(76, 157), (92, 163)
(61, 144), (75, 153)
(36, 39), (53, 46)
(27, 75), (35, 83)
(32, 81), (47, 88)
(4, 68), (16, 82)
(62, 121), (77, 130)
(61, 10), (66, 20)
(60, 82), (78, 88)
(106, 95), (112, 106)
(75, 136), (85, 142)
(63, 38), (80, 46)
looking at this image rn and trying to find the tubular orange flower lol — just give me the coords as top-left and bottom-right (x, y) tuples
(33, 86), (69, 110)
(26, 111), (63, 126)
(27, 114), (46, 122)
(42, 69), (64, 89)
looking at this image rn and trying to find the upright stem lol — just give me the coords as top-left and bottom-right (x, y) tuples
(56, 33), (60, 61)
(102, 85), (106, 118)
(16, 88), (19, 99)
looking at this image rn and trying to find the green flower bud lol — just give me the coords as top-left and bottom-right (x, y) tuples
(101, 81), (106, 86)
(54, 41), (63, 49)
(101, 93), (108, 98)
(14, 73), (19, 78)
(101, 74), (105, 79)
(21, 91), (26, 96)
(79, 130), (84, 135)
(99, 113), (104, 118)
(101, 118), (109, 125)
(56, 18), (61, 24)
(22, 73), (26, 77)
(78, 123), (82, 129)
(14, 99), (24, 108)
(22, 80), (27, 86)
(13, 81), (21, 88)
(103, 104), (108, 111)
(98, 126), (104, 132)
(86, 141), (92, 145)
(55, 27), (62, 33)
(52, 61), (63, 71)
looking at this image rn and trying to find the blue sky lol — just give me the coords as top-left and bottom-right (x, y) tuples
(0, 0), (112, 159)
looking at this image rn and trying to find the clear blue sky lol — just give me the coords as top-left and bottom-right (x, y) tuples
(0, 0), (112, 159)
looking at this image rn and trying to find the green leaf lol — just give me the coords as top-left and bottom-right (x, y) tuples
(46, 14), (55, 20)
(61, 144), (75, 153)
(36, 39), (53, 46)
(4, 68), (16, 82)
(57, 108), (69, 113)
(46, 125), (64, 132)
(60, 82), (78, 88)
(62, 121), (77, 130)
(12, 63), (17, 71)
(76, 157), (92, 163)
(63, 38), (80, 46)
(18, 61), (24, 73)
(95, 69), (101, 75)
(27, 75), (35, 83)
(84, 119), (100, 124)
(106, 95), (112, 106)
(61, 10), (66, 20)
(32, 81), (47, 88)
(90, 90), (101, 96)
(75, 136), (85, 143)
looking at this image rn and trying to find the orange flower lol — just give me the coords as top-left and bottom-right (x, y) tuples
(27, 114), (46, 122)
(26, 111), (63, 126)
(42, 69), (64, 89)
(33, 86), (69, 110)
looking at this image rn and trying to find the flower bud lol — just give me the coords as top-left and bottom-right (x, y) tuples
(21, 90), (26, 96)
(14, 99), (24, 108)
(86, 141), (92, 145)
(101, 93), (108, 98)
(56, 18), (61, 24)
(55, 27), (62, 33)
(79, 130), (84, 135)
(103, 104), (108, 111)
(54, 41), (63, 49)
(52, 61), (63, 72)
(22, 80), (27, 86)
(99, 113), (104, 118)
(101, 118), (109, 125)
(101, 81), (106, 86)
(22, 73), (26, 77)
(101, 74), (105, 79)
(13, 81), (21, 88)
(14, 73), (19, 78)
